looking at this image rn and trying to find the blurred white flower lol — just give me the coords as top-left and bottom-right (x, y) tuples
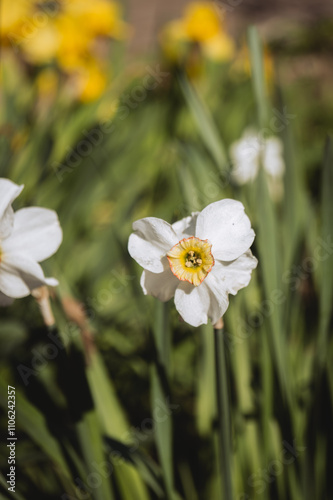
(230, 129), (261, 184)
(128, 199), (257, 327)
(230, 129), (285, 193)
(0, 178), (62, 306)
(262, 136), (285, 178)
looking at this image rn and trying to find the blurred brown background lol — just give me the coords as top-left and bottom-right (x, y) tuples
(126, 0), (333, 53)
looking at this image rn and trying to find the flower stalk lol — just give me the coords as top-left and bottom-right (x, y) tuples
(151, 301), (174, 500)
(214, 319), (233, 500)
(32, 286), (55, 327)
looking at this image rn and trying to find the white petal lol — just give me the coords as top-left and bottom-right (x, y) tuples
(2, 207), (63, 262)
(231, 159), (259, 185)
(175, 279), (228, 327)
(174, 250), (257, 327)
(171, 212), (199, 238)
(0, 179), (24, 239)
(0, 253), (57, 298)
(0, 205), (14, 240)
(45, 277), (59, 287)
(195, 199), (255, 261)
(140, 267), (179, 302)
(230, 130), (261, 184)
(203, 271), (230, 324)
(128, 217), (178, 273)
(214, 250), (258, 296)
(232, 130), (261, 162)
(0, 178), (24, 220)
(0, 292), (14, 307)
(174, 282), (211, 327)
(263, 137), (285, 178)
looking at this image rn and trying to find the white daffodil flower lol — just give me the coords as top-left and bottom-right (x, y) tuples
(0, 178), (62, 306)
(230, 129), (261, 184)
(230, 129), (285, 190)
(128, 199), (257, 327)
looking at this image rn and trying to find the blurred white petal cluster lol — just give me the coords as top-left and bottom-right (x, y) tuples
(0, 178), (62, 306)
(230, 129), (285, 200)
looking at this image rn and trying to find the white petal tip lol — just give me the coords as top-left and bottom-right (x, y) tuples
(45, 278), (59, 287)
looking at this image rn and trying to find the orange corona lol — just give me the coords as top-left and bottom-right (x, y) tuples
(167, 237), (214, 286)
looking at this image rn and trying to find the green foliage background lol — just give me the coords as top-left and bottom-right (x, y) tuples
(0, 21), (333, 500)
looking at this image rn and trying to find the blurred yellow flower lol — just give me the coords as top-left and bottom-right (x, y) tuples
(70, 0), (129, 39)
(55, 16), (92, 70)
(202, 32), (235, 62)
(263, 47), (275, 87)
(1, 0), (128, 102)
(159, 20), (188, 63)
(75, 62), (108, 103)
(0, 0), (30, 40)
(22, 24), (60, 64)
(183, 2), (221, 42)
(232, 43), (275, 87)
(160, 1), (234, 64)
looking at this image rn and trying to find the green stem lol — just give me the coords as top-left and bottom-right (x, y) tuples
(152, 301), (174, 500)
(214, 325), (233, 500)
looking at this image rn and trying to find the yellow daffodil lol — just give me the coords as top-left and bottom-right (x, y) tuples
(159, 20), (188, 63)
(54, 16), (92, 70)
(75, 62), (108, 102)
(202, 32), (235, 62)
(183, 2), (221, 42)
(0, 0), (30, 41)
(160, 1), (234, 64)
(69, 0), (129, 39)
(1, 0), (128, 102)
(22, 24), (60, 64)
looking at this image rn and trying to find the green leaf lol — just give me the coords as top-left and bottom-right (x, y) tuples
(281, 109), (306, 271)
(87, 352), (150, 500)
(0, 380), (70, 480)
(87, 352), (130, 438)
(247, 26), (268, 128)
(76, 411), (115, 500)
(255, 168), (290, 401)
(196, 324), (216, 436)
(178, 75), (227, 172)
(248, 26), (291, 405)
(317, 136), (333, 368)
(151, 301), (175, 499)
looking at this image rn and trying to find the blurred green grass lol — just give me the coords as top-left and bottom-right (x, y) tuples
(0, 18), (333, 500)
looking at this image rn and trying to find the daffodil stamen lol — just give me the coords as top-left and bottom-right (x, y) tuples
(167, 237), (215, 286)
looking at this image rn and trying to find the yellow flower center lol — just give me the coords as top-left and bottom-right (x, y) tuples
(167, 237), (214, 286)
